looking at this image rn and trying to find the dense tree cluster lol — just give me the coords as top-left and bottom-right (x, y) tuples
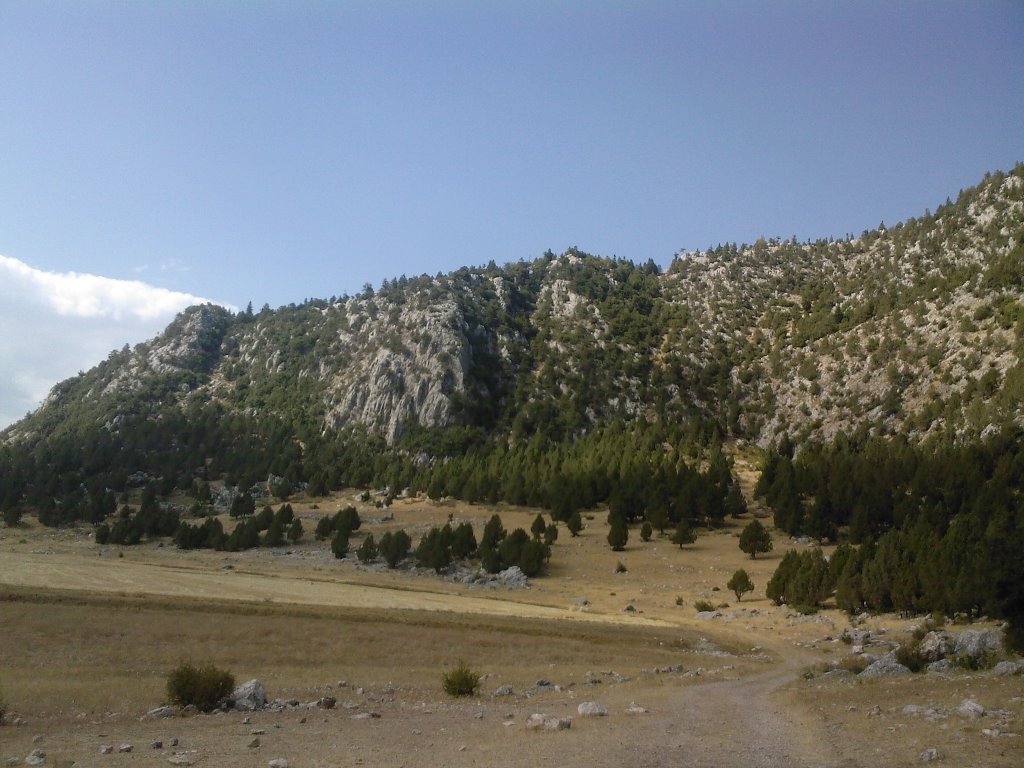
(759, 428), (1024, 646)
(174, 503), (300, 552)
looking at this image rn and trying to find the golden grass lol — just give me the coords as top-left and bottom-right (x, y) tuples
(0, 585), (704, 720)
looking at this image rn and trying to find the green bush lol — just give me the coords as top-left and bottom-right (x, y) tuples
(693, 599), (715, 612)
(441, 661), (481, 697)
(166, 663), (235, 712)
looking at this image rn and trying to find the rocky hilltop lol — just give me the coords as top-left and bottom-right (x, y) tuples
(4, 165), (1022, 450)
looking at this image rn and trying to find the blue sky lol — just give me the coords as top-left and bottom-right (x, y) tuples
(0, 1), (1022, 426)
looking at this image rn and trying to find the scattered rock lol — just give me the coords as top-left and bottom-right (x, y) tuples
(918, 631), (953, 662)
(268, 760), (289, 768)
(981, 728), (1001, 737)
(144, 705), (178, 720)
(166, 757), (194, 767)
(860, 655), (912, 678)
(31, 736), (42, 745)
(350, 712), (381, 720)
(316, 696), (336, 710)
(695, 611), (721, 620)
(99, 746), (113, 755)
(492, 685), (514, 697)
(168, 738), (178, 747)
(248, 738), (261, 749)
(926, 659), (953, 674)
(250, 729), (266, 735)
(626, 702), (648, 714)
(150, 740), (163, 749)
(117, 744), (133, 753)
(957, 699), (985, 719)
(526, 713), (572, 731)
(577, 702), (608, 717)
(920, 747), (942, 762)
(24, 749), (45, 767)
(953, 629), (1003, 662)
(992, 660), (1023, 676)
(819, 669), (852, 681)
(231, 680), (268, 711)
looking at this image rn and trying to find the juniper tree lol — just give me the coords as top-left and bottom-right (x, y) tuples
(739, 519), (773, 559)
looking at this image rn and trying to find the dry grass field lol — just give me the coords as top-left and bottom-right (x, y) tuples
(1, 491), (1021, 767)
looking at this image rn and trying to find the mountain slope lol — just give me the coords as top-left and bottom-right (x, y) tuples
(3, 165), (1022, 456)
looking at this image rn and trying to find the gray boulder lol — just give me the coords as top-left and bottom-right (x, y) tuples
(957, 698), (985, 719)
(231, 679), (267, 711)
(992, 660), (1022, 676)
(577, 702), (608, 717)
(926, 659), (953, 673)
(952, 629), (1002, 661)
(860, 654), (912, 678)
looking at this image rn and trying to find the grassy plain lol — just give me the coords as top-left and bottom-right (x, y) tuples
(1, 491), (1021, 767)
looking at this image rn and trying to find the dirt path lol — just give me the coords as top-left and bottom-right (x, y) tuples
(617, 648), (851, 768)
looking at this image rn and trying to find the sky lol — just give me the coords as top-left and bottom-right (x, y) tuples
(1, 1), (1022, 428)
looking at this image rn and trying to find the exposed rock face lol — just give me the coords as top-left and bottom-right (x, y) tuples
(323, 298), (472, 442)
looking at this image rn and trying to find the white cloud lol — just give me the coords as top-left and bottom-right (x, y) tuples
(0, 255), (231, 429)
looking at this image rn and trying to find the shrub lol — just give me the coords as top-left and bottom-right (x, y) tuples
(894, 641), (927, 673)
(727, 568), (754, 601)
(166, 663), (235, 712)
(2, 507), (22, 527)
(694, 599), (715, 612)
(441, 661), (480, 697)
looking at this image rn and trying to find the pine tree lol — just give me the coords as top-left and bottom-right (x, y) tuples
(566, 511), (583, 537)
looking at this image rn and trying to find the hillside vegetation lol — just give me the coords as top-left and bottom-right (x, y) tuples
(1, 165), (1022, 638)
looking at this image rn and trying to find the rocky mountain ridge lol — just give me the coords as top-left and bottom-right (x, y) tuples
(4, 165), (1022, 450)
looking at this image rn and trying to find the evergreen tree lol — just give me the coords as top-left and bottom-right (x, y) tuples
(739, 519), (773, 559)
(566, 511), (583, 537)
(286, 517), (303, 543)
(450, 522), (477, 560)
(671, 519), (696, 548)
(727, 568), (754, 601)
(531, 514), (547, 539)
(607, 516), (628, 551)
(357, 533), (378, 563)
(263, 517), (285, 547)
(331, 529), (349, 559)
(640, 521), (653, 542)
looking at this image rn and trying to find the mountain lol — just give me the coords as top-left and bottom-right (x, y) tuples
(5, 165), (1021, 455)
